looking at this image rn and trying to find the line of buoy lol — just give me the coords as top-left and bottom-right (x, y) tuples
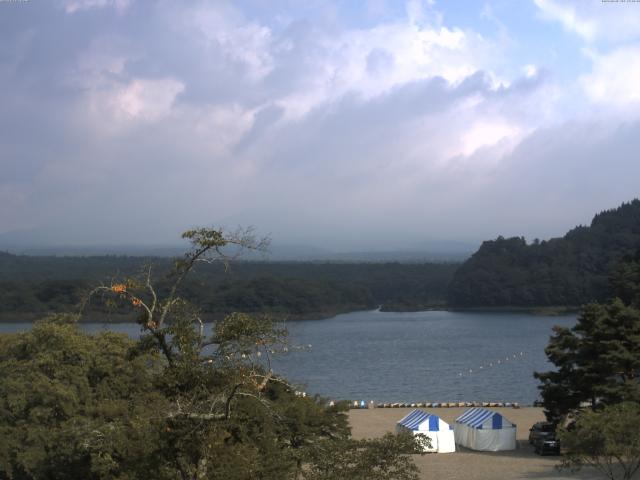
(346, 401), (521, 409)
(457, 351), (526, 377)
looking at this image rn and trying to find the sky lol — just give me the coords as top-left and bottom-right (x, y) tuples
(1, 0), (640, 251)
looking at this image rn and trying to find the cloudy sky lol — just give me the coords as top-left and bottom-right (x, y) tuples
(1, 0), (639, 250)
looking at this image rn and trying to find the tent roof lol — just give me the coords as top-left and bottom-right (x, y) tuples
(397, 409), (450, 431)
(455, 408), (514, 429)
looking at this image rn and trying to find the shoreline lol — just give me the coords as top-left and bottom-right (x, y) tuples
(0, 305), (579, 323)
(447, 305), (580, 316)
(0, 307), (375, 324)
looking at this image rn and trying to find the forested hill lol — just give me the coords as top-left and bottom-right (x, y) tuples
(448, 199), (640, 307)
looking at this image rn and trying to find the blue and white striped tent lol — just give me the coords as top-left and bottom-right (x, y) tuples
(454, 408), (516, 451)
(396, 410), (455, 453)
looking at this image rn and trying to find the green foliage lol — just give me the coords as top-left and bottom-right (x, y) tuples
(535, 299), (640, 423)
(182, 228), (227, 248)
(203, 276), (375, 316)
(0, 314), (165, 480)
(534, 246), (640, 480)
(610, 250), (640, 307)
(449, 199), (640, 307)
(304, 432), (422, 480)
(0, 228), (421, 479)
(558, 402), (640, 480)
(535, 250), (640, 424)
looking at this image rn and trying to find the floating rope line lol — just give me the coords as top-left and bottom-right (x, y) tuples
(457, 351), (527, 377)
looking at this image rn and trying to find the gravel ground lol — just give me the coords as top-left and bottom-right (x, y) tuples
(348, 407), (616, 480)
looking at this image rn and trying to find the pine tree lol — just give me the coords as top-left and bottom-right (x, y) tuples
(535, 251), (640, 423)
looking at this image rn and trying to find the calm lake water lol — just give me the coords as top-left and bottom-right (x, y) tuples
(1, 310), (576, 405)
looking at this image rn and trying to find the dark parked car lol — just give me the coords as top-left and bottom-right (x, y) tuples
(534, 434), (561, 456)
(528, 421), (555, 444)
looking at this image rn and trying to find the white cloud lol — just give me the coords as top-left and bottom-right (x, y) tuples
(534, 0), (596, 41)
(581, 45), (640, 105)
(78, 77), (185, 134)
(533, 0), (640, 44)
(336, 21), (477, 89)
(532, 1), (640, 116)
(64, 0), (131, 14)
(182, 4), (274, 83)
(522, 64), (537, 78)
(168, 1), (488, 125)
(113, 78), (184, 121)
(460, 121), (522, 157)
(68, 36), (131, 89)
(189, 104), (255, 157)
(268, 21), (486, 123)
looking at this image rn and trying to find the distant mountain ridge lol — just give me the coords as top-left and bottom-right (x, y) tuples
(448, 199), (640, 307)
(0, 240), (473, 263)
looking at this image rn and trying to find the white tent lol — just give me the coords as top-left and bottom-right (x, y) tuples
(454, 408), (516, 451)
(396, 409), (456, 453)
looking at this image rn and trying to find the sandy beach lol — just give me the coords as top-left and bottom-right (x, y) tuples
(348, 407), (611, 480)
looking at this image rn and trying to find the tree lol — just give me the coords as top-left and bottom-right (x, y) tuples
(534, 251), (640, 424)
(558, 402), (640, 480)
(448, 199), (640, 308)
(304, 432), (422, 480)
(0, 227), (422, 480)
(534, 299), (640, 423)
(533, 253), (640, 480)
(0, 313), (166, 480)
(609, 250), (640, 307)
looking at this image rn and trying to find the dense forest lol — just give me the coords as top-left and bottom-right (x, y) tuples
(448, 199), (640, 307)
(0, 254), (457, 319)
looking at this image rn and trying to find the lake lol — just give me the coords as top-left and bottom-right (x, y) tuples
(0, 310), (575, 405)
